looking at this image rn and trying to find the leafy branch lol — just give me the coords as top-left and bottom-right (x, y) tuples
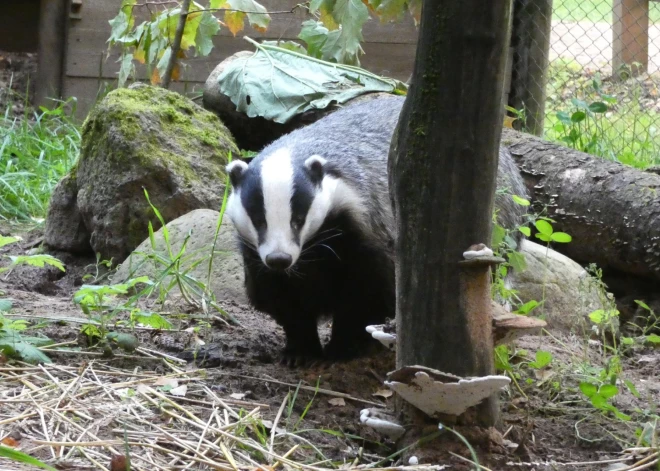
(107, 0), (421, 87)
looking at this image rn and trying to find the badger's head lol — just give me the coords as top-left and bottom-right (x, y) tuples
(225, 148), (344, 271)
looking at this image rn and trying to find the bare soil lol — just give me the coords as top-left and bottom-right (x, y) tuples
(0, 51), (37, 118)
(2, 224), (659, 471)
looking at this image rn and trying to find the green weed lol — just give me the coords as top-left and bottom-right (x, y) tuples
(0, 95), (80, 221)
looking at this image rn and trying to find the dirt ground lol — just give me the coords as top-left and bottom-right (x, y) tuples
(1, 222), (659, 471)
(0, 51), (37, 118)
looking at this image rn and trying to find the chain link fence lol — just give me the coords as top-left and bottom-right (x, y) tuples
(508, 0), (660, 168)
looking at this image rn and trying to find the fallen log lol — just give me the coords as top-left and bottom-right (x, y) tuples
(502, 128), (660, 283)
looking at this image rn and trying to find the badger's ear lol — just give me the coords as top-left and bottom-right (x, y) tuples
(226, 160), (248, 188)
(304, 155), (326, 185)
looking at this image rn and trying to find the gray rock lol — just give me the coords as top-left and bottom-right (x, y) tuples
(203, 50), (392, 151)
(45, 83), (239, 263)
(511, 240), (613, 332)
(43, 174), (91, 254)
(114, 209), (246, 305)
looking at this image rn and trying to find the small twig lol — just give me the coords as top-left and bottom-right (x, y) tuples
(161, 0), (191, 89)
(269, 392), (290, 462)
(215, 373), (385, 407)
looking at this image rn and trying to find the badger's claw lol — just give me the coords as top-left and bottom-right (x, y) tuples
(280, 345), (323, 368)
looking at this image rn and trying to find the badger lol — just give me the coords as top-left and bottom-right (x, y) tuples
(225, 96), (528, 365)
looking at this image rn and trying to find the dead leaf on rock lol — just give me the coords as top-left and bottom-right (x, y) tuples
(0, 436), (18, 447)
(328, 398), (346, 407)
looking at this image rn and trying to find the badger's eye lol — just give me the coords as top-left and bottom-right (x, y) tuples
(291, 216), (305, 231)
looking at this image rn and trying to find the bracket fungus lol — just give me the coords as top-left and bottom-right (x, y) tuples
(366, 324), (396, 350)
(359, 408), (405, 439)
(384, 366), (510, 418)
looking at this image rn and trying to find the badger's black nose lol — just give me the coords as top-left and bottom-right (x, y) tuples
(265, 252), (293, 270)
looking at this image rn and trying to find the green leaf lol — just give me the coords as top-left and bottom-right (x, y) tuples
(156, 46), (173, 82)
(3, 254), (65, 272)
(0, 236), (20, 248)
(131, 310), (173, 330)
(108, 10), (130, 43)
(494, 344), (511, 372)
(298, 20), (329, 58)
(518, 226), (531, 237)
(194, 11), (220, 56)
(599, 384), (618, 399)
(321, 0), (369, 65)
(621, 336), (635, 345)
(372, 0), (407, 22)
(588, 101), (608, 113)
(551, 232), (572, 243)
(261, 40), (307, 55)
(0, 339), (52, 364)
(645, 334), (660, 344)
(535, 233), (552, 243)
(579, 382), (598, 398)
(571, 111), (586, 123)
(0, 299), (12, 312)
(529, 350), (552, 369)
(106, 332), (139, 352)
(535, 219), (553, 236)
(624, 379), (640, 398)
(217, 41), (406, 123)
(588, 309), (605, 324)
(118, 53), (134, 87)
(491, 224), (506, 248)
(507, 251), (527, 273)
(512, 195), (531, 206)
(0, 445), (57, 471)
(514, 300), (539, 315)
(224, 0), (271, 32)
(635, 300), (652, 311)
(210, 0), (224, 7)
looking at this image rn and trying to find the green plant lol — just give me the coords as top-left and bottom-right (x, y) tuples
(0, 298), (53, 364)
(0, 96), (80, 221)
(74, 276), (172, 353)
(108, 0), (421, 88)
(82, 252), (115, 283)
(0, 445), (57, 471)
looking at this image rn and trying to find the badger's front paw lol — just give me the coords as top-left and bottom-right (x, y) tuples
(280, 344), (323, 368)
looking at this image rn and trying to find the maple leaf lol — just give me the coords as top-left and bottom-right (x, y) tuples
(224, 10), (246, 36)
(222, 0), (270, 34)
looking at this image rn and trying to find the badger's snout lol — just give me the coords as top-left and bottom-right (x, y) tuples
(265, 252), (293, 270)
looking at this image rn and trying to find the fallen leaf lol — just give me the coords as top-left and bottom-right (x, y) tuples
(110, 454), (129, 471)
(503, 115), (517, 128)
(154, 377), (179, 388)
(230, 393), (246, 400)
(372, 389), (393, 399)
(328, 397), (346, 407)
(0, 437), (18, 447)
(170, 384), (188, 397)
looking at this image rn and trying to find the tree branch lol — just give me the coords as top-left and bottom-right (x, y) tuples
(161, 0), (191, 89)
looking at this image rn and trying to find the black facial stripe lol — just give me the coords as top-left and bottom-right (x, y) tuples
(291, 172), (315, 244)
(240, 167), (267, 244)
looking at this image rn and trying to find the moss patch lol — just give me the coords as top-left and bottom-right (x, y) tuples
(79, 84), (237, 185)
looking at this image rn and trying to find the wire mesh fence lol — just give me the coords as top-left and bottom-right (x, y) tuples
(508, 0), (660, 169)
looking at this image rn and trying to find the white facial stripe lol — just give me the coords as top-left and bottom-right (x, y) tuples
(259, 148), (300, 263)
(226, 191), (258, 246)
(300, 176), (336, 244)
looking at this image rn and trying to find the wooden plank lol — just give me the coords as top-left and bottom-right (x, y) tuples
(0, 0), (40, 52)
(613, 0), (650, 76)
(66, 36), (415, 82)
(36, 0), (68, 107)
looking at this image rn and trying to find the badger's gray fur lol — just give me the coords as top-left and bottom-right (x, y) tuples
(226, 95), (529, 364)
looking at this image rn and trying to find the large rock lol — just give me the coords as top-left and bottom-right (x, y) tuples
(114, 209), (246, 305)
(511, 240), (612, 332)
(203, 51), (392, 151)
(45, 84), (239, 263)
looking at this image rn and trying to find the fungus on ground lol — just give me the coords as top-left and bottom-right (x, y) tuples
(384, 366), (511, 418)
(359, 408), (405, 439)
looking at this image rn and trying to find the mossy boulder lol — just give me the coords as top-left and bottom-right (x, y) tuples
(44, 83), (239, 262)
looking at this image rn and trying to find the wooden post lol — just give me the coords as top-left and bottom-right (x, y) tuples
(389, 0), (512, 427)
(35, 0), (68, 107)
(613, 0), (650, 77)
(508, 0), (553, 137)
